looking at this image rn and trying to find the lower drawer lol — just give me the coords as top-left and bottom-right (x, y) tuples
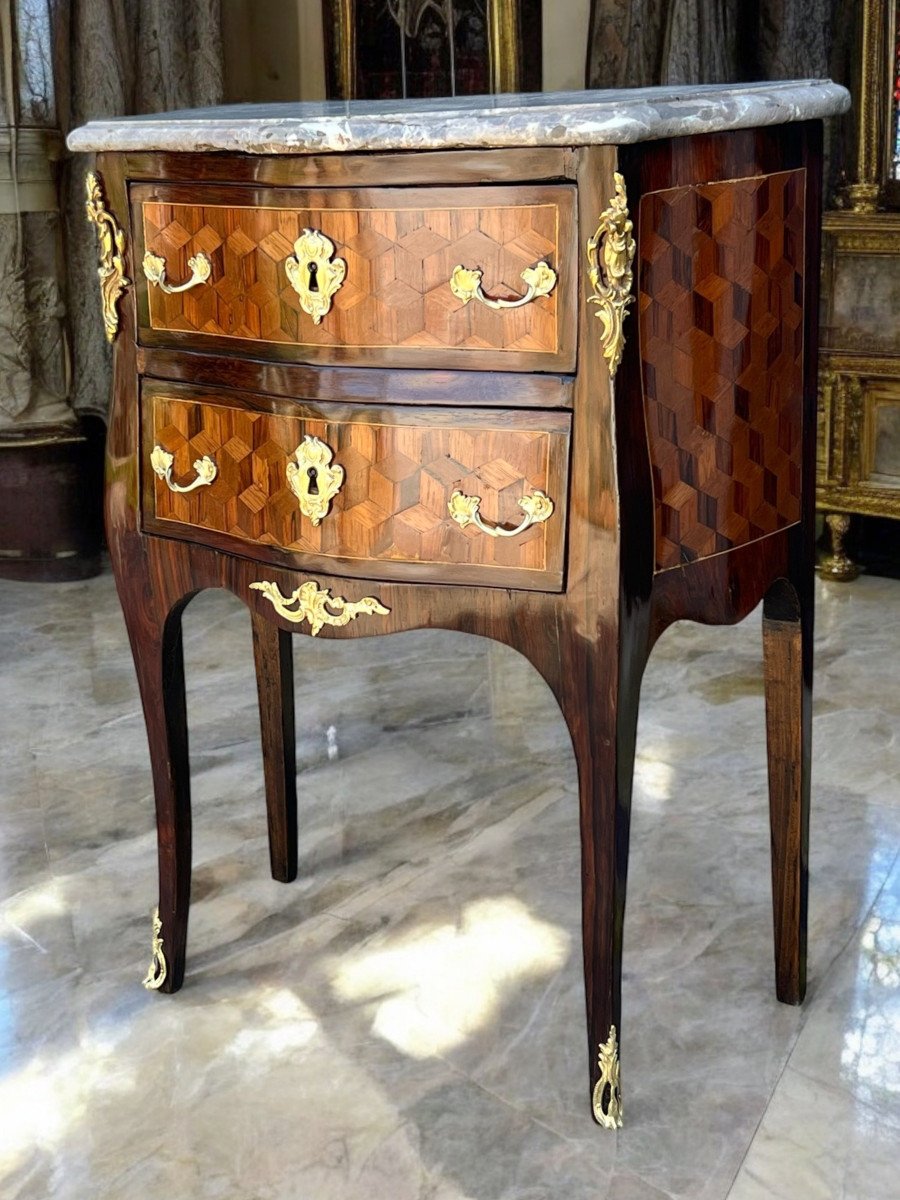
(141, 382), (570, 591)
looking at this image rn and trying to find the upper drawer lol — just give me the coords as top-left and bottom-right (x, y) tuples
(131, 182), (577, 372)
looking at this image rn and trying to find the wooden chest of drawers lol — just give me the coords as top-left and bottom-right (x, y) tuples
(71, 82), (847, 1128)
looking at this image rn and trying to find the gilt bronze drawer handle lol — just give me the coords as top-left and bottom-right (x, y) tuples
(448, 488), (554, 537)
(150, 445), (217, 493)
(286, 436), (344, 525)
(250, 579), (389, 636)
(142, 250), (212, 294)
(449, 261), (557, 310)
(285, 228), (347, 324)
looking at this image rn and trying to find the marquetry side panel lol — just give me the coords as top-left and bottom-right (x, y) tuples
(134, 183), (575, 369)
(145, 390), (569, 588)
(638, 169), (806, 571)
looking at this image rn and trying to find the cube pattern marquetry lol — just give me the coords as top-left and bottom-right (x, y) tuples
(638, 169), (806, 571)
(149, 396), (566, 579)
(141, 194), (563, 356)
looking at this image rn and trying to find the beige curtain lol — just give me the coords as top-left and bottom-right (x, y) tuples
(0, 0), (69, 432)
(0, 0), (223, 432)
(58, 0), (223, 419)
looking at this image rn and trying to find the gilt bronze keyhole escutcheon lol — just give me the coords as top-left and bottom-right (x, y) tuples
(285, 229), (346, 324)
(285, 436), (344, 525)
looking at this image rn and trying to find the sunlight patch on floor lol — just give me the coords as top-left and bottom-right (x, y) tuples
(225, 987), (319, 1059)
(634, 754), (675, 809)
(1, 878), (67, 931)
(331, 895), (570, 1058)
(0, 1034), (135, 1171)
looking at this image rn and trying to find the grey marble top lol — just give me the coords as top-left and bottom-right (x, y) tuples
(67, 80), (849, 156)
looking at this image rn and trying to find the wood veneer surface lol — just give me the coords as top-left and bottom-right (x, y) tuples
(134, 183), (576, 370)
(638, 168), (806, 571)
(144, 385), (570, 589)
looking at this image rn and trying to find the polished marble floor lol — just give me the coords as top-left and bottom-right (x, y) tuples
(0, 568), (898, 1199)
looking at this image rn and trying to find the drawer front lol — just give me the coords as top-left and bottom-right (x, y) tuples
(142, 383), (570, 591)
(132, 183), (576, 372)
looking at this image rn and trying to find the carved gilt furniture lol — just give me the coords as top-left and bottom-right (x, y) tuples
(69, 80), (848, 1127)
(322, 0), (542, 100)
(817, 0), (900, 579)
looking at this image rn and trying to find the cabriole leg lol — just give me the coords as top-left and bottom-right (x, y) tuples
(122, 596), (192, 994)
(574, 655), (641, 1129)
(763, 578), (812, 1004)
(251, 611), (298, 883)
(524, 626), (644, 1128)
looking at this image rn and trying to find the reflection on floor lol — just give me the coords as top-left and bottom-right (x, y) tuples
(1, 568), (898, 1200)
